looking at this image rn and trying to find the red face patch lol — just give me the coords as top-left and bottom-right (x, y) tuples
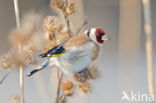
(95, 29), (105, 44)
(96, 36), (104, 44)
(96, 29), (105, 35)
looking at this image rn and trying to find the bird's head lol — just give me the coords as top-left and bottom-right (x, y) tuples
(85, 28), (111, 46)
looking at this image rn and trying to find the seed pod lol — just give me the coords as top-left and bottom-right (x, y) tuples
(78, 82), (91, 94)
(50, 0), (64, 10)
(61, 80), (74, 96)
(63, 3), (75, 16)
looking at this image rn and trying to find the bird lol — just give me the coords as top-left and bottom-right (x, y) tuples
(27, 28), (111, 76)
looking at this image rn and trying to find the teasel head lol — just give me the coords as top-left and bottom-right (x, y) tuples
(50, 0), (65, 10)
(61, 80), (74, 96)
(9, 95), (21, 103)
(5, 12), (44, 68)
(43, 16), (59, 41)
(78, 82), (91, 94)
(9, 11), (44, 51)
(88, 65), (101, 79)
(63, 3), (75, 16)
(0, 54), (13, 69)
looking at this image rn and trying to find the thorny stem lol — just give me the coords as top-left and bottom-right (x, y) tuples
(13, 0), (24, 103)
(55, 69), (63, 103)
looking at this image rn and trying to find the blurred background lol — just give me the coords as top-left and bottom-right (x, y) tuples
(0, 0), (156, 103)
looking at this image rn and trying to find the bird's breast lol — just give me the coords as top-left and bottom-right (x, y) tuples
(56, 42), (99, 74)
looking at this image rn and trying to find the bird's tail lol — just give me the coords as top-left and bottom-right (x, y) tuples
(27, 58), (50, 77)
(39, 53), (47, 58)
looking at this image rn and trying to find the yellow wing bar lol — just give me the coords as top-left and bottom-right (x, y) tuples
(51, 53), (66, 57)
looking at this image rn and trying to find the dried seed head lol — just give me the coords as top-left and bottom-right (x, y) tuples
(9, 96), (20, 103)
(9, 29), (32, 46)
(12, 52), (25, 67)
(78, 82), (91, 94)
(0, 54), (12, 69)
(43, 16), (58, 33)
(18, 44), (36, 65)
(25, 54), (34, 64)
(43, 16), (59, 41)
(61, 80), (74, 96)
(63, 3), (75, 16)
(62, 80), (73, 90)
(73, 69), (90, 82)
(21, 11), (44, 51)
(30, 32), (45, 51)
(88, 65), (101, 79)
(50, 0), (64, 10)
(73, 73), (86, 82)
(63, 89), (73, 96)
(9, 11), (44, 51)
(23, 50), (35, 64)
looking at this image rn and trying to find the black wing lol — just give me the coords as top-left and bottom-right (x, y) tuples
(39, 44), (66, 58)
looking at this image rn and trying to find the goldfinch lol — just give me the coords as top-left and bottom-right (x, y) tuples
(27, 28), (111, 76)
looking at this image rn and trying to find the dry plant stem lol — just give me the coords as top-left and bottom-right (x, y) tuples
(14, 0), (20, 29)
(142, 0), (155, 97)
(19, 44), (24, 103)
(76, 17), (88, 35)
(60, 95), (66, 103)
(56, 68), (60, 80)
(13, 0), (24, 103)
(66, 18), (71, 37)
(0, 69), (12, 84)
(56, 70), (63, 103)
(61, 9), (71, 37)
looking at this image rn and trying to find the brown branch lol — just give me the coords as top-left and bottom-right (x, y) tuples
(55, 69), (63, 103)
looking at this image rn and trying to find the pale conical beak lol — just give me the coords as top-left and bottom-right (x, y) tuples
(102, 35), (111, 41)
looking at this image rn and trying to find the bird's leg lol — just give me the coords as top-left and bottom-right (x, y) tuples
(27, 58), (51, 77)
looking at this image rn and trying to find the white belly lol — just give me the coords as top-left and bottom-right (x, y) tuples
(56, 42), (95, 75)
